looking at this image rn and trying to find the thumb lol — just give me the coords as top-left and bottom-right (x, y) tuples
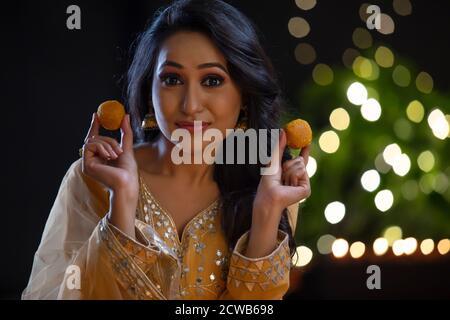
(120, 114), (134, 152)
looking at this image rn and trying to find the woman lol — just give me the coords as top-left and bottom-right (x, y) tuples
(23, 0), (311, 300)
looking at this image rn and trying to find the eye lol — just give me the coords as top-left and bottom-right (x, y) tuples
(159, 73), (183, 86)
(202, 75), (224, 87)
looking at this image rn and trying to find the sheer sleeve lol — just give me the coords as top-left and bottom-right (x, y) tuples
(22, 159), (180, 300)
(219, 230), (291, 300)
(22, 158), (107, 299)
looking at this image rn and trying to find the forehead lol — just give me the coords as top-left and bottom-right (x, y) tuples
(156, 31), (227, 68)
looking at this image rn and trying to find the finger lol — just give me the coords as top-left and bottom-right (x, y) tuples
(85, 142), (113, 160)
(286, 164), (306, 186)
(86, 137), (118, 159)
(84, 113), (100, 143)
(300, 145), (311, 166)
(281, 173), (311, 204)
(120, 114), (134, 152)
(282, 157), (302, 172)
(92, 135), (123, 155)
(94, 140), (118, 159)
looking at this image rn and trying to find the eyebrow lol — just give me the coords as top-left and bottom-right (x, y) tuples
(159, 60), (229, 74)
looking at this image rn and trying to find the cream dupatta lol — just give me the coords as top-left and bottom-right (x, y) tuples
(22, 158), (182, 299)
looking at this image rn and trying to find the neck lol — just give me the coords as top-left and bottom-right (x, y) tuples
(149, 134), (215, 186)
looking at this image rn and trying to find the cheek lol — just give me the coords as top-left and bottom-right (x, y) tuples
(209, 93), (241, 125)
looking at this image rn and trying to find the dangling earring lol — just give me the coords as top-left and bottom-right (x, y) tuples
(141, 100), (159, 130)
(236, 106), (248, 130)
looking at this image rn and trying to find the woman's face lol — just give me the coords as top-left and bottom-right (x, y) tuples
(151, 31), (243, 151)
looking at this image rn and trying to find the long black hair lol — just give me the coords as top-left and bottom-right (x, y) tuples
(126, 0), (296, 256)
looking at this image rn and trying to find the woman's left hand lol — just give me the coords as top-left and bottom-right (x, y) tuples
(253, 129), (311, 222)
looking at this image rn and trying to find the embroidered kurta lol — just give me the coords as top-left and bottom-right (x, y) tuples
(22, 158), (293, 300)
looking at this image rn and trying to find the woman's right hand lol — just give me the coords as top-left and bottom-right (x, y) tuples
(81, 112), (139, 237)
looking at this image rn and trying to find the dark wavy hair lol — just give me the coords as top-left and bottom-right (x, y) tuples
(125, 0), (296, 256)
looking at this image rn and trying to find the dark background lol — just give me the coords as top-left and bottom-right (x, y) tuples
(2, 0), (450, 299)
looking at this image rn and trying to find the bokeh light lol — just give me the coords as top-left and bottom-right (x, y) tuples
(360, 98), (382, 121)
(360, 169), (381, 192)
(294, 245), (313, 267)
(347, 82), (368, 105)
(392, 153), (411, 177)
(374, 46), (394, 68)
(393, 0), (412, 16)
(319, 130), (340, 153)
(332, 239), (349, 258)
(416, 71), (433, 94)
(417, 150), (435, 172)
(377, 13), (395, 35)
(374, 189), (394, 212)
(352, 27), (372, 49)
(403, 237), (418, 255)
(406, 100), (425, 123)
(353, 56), (379, 80)
(350, 241), (365, 259)
(324, 201), (346, 224)
(393, 239), (405, 256)
(427, 108), (450, 140)
(306, 155), (317, 178)
(295, 43), (316, 65)
(393, 65), (411, 87)
(420, 239), (434, 255)
(437, 239), (450, 255)
(373, 238), (389, 256)
(317, 234), (336, 254)
(383, 143), (402, 166)
(288, 17), (310, 38)
(383, 226), (403, 246)
(329, 108), (350, 131)
(312, 63), (334, 86)
(295, 0), (316, 10)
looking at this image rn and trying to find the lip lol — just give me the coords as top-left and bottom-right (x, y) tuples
(175, 121), (211, 132)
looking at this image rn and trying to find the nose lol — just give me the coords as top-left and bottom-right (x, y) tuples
(181, 82), (204, 116)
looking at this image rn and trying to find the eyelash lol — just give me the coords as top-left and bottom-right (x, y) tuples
(159, 73), (225, 87)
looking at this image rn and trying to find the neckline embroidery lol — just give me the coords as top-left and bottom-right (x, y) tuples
(138, 170), (221, 246)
